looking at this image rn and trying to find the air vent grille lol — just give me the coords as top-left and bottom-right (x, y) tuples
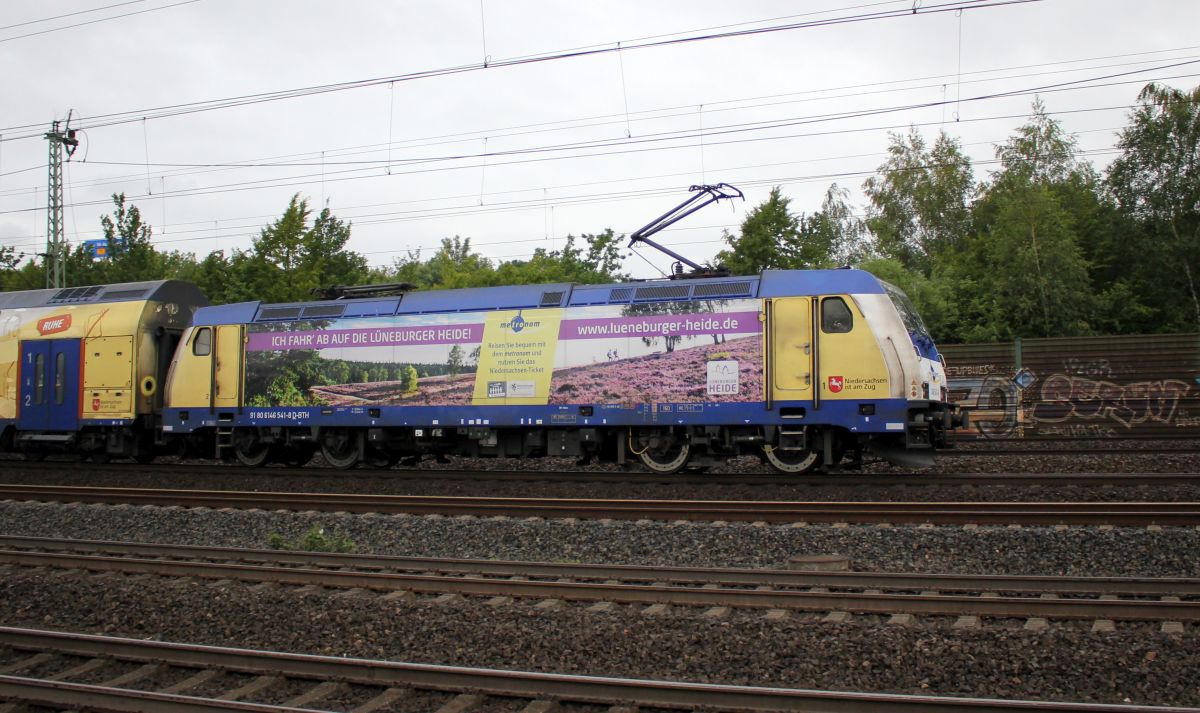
(49, 285), (103, 303)
(257, 307), (303, 321)
(692, 281), (753, 298)
(634, 285), (690, 301)
(301, 305), (346, 319)
(608, 287), (634, 302)
(101, 289), (147, 301)
(539, 290), (565, 307)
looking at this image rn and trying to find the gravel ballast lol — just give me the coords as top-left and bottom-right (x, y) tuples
(0, 567), (1193, 707)
(1, 501), (1197, 576)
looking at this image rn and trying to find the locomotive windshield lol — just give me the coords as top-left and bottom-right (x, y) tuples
(880, 281), (930, 338)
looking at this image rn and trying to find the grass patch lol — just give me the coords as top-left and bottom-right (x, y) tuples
(268, 525), (357, 553)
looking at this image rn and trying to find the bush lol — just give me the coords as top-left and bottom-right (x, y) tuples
(268, 525), (357, 553)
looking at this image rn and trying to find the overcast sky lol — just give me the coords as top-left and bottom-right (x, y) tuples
(1, 0), (1197, 281)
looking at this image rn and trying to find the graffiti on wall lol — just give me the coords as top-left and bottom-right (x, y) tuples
(947, 361), (1199, 439)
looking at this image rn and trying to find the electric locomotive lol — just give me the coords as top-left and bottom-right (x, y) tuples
(159, 267), (963, 473)
(0, 186), (963, 472)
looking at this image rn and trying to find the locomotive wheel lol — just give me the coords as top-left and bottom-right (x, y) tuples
(234, 439), (271, 468)
(134, 452), (157, 465)
(639, 442), (691, 474)
(637, 440), (691, 475)
(321, 430), (361, 470)
(763, 444), (820, 474)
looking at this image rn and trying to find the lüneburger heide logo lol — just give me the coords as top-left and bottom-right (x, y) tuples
(37, 314), (72, 335)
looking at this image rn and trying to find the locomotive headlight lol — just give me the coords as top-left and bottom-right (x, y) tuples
(921, 382), (930, 399)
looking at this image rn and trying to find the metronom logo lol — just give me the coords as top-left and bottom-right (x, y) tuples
(499, 310), (541, 333)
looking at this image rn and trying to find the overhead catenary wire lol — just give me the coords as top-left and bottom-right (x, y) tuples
(0, 4), (1182, 277)
(0, 0), (200, 44)
(2, 45), (1190, 198)
(0, 60), (1189, 220)
(0, 0), (1035, 142)
(0, 141), (1122, 256)
(0, 0), (145, 31)
(0, 113), (1131, 248)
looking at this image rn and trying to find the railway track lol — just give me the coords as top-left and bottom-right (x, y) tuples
(2, 483), (1199, 524)
(943, 447), (1200, 456)
(1, 627), (1196, 712)
(7, 458), (1200, 484)
(6, 459), (1200, 487)
(1, 535), (1196, 626)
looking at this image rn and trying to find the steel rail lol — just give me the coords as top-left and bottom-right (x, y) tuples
(1, 627), (1196, 712)
(7, 460), (1200, 486)
(2, 545), (1195, 622)
(0, 677), (309, 713)
(2, 484), (1199, 524)
(4, 535), (1198, 597)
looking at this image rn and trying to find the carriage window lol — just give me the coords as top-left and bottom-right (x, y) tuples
(54, 352), (66, 404)
(33, 353), (45, 405)
(821, 297), (853, 333)
(192, 327), (212, 356)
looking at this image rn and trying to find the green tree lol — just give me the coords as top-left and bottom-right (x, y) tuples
(797, 183), (867, 268)
(716, 187), (799, 275)
(249, 195), (369, 302)
(392, 236), (497, 289)
(1107, 82), (1200, 330)
(963, 101), (1096, 338)
(392, 231), (628, 290)
(863, 128), (975, 274)
(88, 193), (167, 284)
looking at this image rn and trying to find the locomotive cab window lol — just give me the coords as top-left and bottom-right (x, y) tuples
(192, 327), (212, 356)
(821, 297), (853, 333)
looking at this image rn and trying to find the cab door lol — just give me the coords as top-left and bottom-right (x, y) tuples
(768, 297), (814, 405)
(18, 339), (81, 431)
(815, 295), (888, 402)
(212, 324), (243, 409)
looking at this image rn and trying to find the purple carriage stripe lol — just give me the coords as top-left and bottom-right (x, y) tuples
(559, 311), (761, 340)
(247, 323), (484, 352)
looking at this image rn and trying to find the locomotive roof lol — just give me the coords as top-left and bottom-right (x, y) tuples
(193, 269), (886, 326)
(0, 279), (207, 310)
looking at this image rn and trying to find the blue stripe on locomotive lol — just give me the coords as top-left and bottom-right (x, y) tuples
(163, 399), (911, 435)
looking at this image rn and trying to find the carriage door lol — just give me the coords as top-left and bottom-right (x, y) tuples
(769, 297), (814, 405)
(212, 325), (243, 409)
(18, 339), (81, 431)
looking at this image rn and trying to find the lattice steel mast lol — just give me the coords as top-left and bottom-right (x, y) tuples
(43, 116), (79, 289)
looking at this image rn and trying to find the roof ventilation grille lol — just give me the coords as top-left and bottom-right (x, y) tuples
(539, 290), (565, 307)
(257, 307), (303, 321)
(692, 281), (753, 298)
(634, 284), (690, 302)
(101, 289), (147, 301)
(608, 287), (634, 302)
(49, 285), (103, 303)
(301, 305), (346, 319)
